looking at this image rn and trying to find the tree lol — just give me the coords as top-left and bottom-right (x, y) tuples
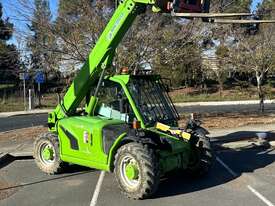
(152, 17), (203, 88)
(211, 0), (252, 12)
(225, 0), (275, 112)
(257, 0), (275, 18)
(54, 0), (203, 86)
(52, 0), (111, 74)
(199, 0), (253, 94)
(0, 3), (20, 82)
(26, 0), (59, 106)
(228, 28), (274, 112)
(27, 0), (56, 74)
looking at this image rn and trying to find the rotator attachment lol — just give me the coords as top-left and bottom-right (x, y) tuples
(153, 0), (275, 24)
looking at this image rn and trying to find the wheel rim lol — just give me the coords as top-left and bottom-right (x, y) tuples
(39, 142), (55, 165)
(120, 155), (140, 189)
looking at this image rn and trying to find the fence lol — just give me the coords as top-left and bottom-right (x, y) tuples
(0, 79), (66, 113)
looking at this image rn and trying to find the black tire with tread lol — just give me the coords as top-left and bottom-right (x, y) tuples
(33, 132), (65, 175)
(114, 142), (160, 200)
(188, 136), (213, 177)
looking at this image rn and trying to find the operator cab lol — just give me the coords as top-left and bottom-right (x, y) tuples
(93, 75), (179, 127)
(94, 79), (134, 123)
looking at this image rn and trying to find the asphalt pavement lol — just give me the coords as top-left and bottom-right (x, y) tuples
(1, 103), (275, 132)
(176, 103), (275, 114)
(1, 146), (275, 206)
(1, 119), (275, 206)
(0, 114), (47, 132)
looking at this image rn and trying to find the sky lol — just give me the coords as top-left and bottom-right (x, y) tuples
(1, 0), (59, 45)
(1, 0), (59, 19)
(251, 0), (263, 11)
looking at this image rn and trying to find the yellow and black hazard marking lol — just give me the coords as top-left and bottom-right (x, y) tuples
(155, 122), (191, 141)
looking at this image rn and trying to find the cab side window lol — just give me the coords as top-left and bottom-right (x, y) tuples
(96, 80), (133, 115)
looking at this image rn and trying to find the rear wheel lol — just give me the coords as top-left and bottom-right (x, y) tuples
(188, 136), (213, 177)
(33, 132), (65, 174)
(114, 142), (160, 199)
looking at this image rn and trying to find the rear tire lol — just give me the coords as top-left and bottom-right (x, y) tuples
(114, 142), (160, 199)
(188, 136), (213, 177)
(33, 132), (65, 174)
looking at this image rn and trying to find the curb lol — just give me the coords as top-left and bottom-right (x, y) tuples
(0, 109), (52, 118)
(174, 99), (275, 107)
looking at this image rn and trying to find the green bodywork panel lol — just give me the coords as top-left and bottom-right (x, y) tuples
(58, 114), (191, 172)
(58, 116), (125, 171)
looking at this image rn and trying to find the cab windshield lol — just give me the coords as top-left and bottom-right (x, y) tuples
(128, 76), (179, 126)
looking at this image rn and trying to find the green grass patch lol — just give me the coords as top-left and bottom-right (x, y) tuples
(171, 94), (257, 103)
(0, 93), (58, 112)
(0, 84), (15, 90)
(170, 90), (261, 103)
(0, 98), (25, 112)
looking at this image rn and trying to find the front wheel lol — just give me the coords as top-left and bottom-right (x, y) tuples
(114, 142), (160, 199)
(33, 132), (66, 174)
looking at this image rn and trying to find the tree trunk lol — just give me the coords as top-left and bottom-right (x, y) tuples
(2, 88), (6, 104)
(202, 73), (207, 93)
(217, 73), (223, 98)
(256, 71), (264, 113)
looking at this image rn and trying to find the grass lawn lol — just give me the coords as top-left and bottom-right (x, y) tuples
(0, 93), (59, 112)
(0, 84), (15, 90)
(169, 86), (275, 103)
(0, 101), (25, 112)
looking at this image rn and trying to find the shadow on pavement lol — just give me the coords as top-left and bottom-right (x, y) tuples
(0, 164), (95, 191)
(154, 131), (275, 199)
(0, 155), (34, 170)
(212, 130), (275, 144)
(0, 155), (95, 193)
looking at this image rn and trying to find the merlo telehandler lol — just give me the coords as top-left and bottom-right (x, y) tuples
(33, 0), (275, 199)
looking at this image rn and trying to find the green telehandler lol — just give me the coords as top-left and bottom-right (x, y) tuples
(33, 0), (275, 199)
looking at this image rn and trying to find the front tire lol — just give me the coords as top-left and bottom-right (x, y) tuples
(114, 142), (160, 199)
(33, 132), (65, 174)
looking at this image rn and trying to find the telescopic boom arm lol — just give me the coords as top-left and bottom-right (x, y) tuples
(48, 0), (156, 129)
